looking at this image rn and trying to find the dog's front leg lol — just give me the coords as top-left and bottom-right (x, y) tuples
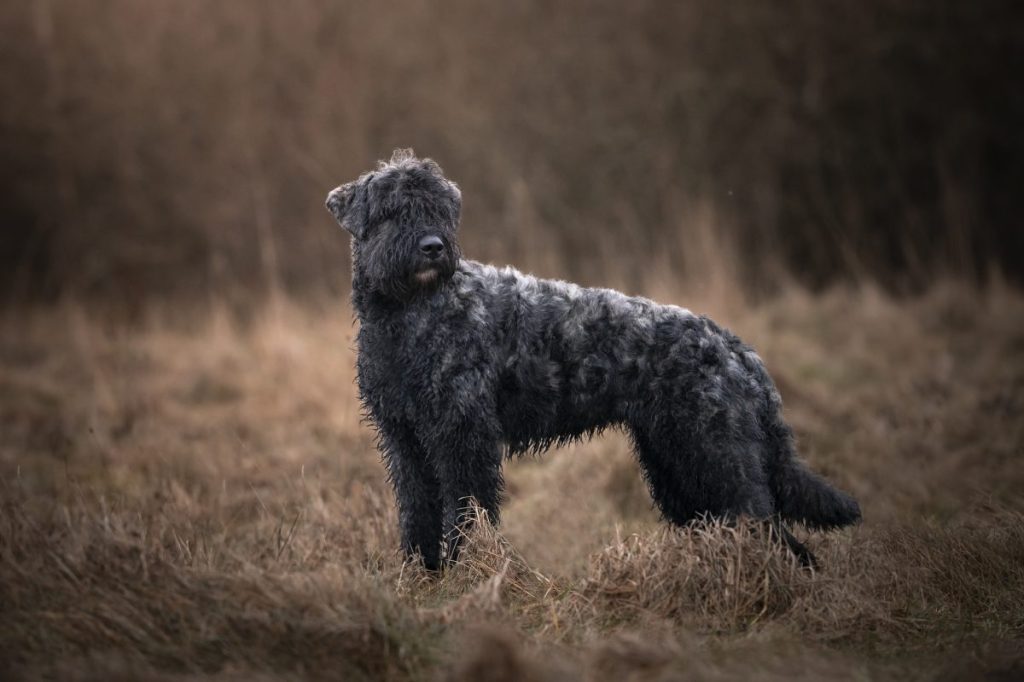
(378, 420), (444, 570)
(423, 422), (504, 567)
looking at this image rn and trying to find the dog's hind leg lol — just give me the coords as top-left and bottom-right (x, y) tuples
(629, 414), (775, 528)
(628, 423), (699, 526)
(773, 520), (818, 569)
(628, 413), (824, 565)
(631, 418), (818, 568)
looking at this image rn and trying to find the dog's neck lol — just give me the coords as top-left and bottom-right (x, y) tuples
(351, 274), (454, 325)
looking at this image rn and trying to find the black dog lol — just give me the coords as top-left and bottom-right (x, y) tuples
(326, 150), (860, 569)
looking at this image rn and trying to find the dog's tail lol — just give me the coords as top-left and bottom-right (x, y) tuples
(770, 453), (862, 529)
(763, 393), (861, 530)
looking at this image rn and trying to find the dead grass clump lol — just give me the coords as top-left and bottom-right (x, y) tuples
(571, 511), (1024, 645)
(574, 522), (809, 632)
(0, 490), (432, 680)
(770, 512), (1024, 645)
(409, 506), (558, 627)
(875, 513), (1024, 640)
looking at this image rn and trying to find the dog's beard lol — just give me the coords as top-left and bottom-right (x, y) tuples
(414, 268), (440, 285)
(410, 254), (457, 291)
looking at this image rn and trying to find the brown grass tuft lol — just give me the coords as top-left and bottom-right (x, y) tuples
(576, 522), (810, 631)
(419, 506), (557, 626)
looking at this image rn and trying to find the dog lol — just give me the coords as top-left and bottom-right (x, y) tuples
(326, 149), (861, 569)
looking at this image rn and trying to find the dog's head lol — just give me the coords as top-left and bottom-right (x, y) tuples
(326, 149), (462, 301)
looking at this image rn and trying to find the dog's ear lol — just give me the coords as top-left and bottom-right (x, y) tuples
(325, 182), (363, 238)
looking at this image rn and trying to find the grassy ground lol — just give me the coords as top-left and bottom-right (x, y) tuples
(2, 283), (1023, 680)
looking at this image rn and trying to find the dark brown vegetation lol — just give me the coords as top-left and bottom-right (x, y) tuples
(1, 0), (1022, 309)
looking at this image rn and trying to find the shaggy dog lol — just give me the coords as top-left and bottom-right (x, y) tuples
(326, 150), (860, 570)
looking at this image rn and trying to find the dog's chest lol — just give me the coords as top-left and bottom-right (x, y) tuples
(356, 310), (488, 418)
(357, 325), (423, 405)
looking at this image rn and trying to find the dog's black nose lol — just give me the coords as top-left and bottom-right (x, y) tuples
(419, 235), (444, 259)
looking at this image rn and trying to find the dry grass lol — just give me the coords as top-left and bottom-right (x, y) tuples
(2, 283), (1024, 680)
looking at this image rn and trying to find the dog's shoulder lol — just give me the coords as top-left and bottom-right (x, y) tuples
(457, 259), (587, 309)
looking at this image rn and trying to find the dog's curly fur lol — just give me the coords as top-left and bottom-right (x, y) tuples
(327, 150), (861, 569)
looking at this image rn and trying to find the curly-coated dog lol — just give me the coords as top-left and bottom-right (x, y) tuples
(326, 150), (861, 570)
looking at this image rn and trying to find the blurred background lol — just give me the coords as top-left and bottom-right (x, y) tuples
(2, 0), (1021, 315)
(3, 5), (1024, 678)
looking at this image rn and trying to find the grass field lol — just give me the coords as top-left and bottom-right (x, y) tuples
(2, 283), (1023, 680)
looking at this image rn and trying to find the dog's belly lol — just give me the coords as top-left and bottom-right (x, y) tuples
(495, 349), (639, 454)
